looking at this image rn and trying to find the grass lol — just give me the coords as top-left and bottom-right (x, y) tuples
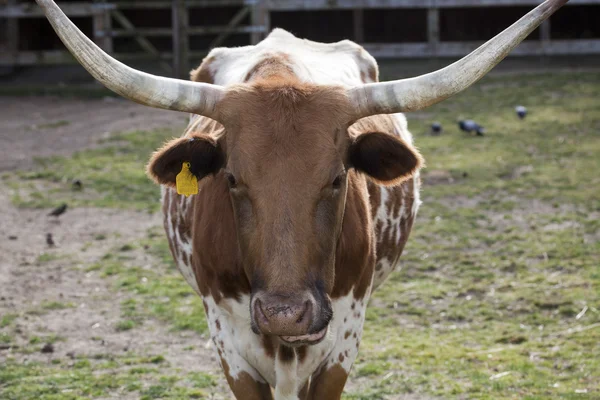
(33, 120), (70, 130)
(89, 232), (208, 335)
(0, 356), (216, 400)
(344, 72), (600, 399)
(1, 71), (599, 399)
(4, 129), (183, 212)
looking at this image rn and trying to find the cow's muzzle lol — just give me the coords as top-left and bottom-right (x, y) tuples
(250, 291), (332, 345)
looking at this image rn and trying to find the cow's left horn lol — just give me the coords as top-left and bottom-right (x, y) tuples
(348, 0), (569, 118)
(36, 0), (224, 119)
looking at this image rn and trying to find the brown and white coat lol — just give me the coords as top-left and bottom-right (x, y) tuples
(160, 30), (420, 399)
(37, 0), (568, 397)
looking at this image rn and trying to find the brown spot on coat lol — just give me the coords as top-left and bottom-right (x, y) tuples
(307, 364), (348, 400)
(296, 345), (307, 364)
(261, 335), (276, 359)
(279, 345), (295, 363)
(244, 53), (294, 82)
(190, 56), (216, 83)
(220, 358), (273, 400)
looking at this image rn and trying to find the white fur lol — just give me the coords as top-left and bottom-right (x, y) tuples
(162, 188), (200, 295)
(198, 292), (366, 400)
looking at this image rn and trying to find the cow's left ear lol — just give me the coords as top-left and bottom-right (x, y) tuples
(146, 134), (224, 187)
(348, 132), (423, 186)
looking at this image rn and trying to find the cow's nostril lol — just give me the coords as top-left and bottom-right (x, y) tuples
(253, 294), (314, 336)
(254, 298), (269, 326)
(296, 300), (311, 324)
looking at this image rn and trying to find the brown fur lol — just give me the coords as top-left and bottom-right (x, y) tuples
(307, 364), (348, 400)
(221, 359), (273, 400)
(190, 55), (216, 84)
(150, 53), (423, 399)
(244, 53), (295, 82)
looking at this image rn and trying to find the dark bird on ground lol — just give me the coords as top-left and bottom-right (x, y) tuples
(431, 122), (442, 135)
(41, 343), (54, 353)
(459, 120), (485, 136)
(72, 179), (82, 190)
(516, 105), (527, 119)
(48, 203), (68, 217)
(46, 233), (55, 247)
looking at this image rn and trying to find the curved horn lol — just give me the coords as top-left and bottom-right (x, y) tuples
(36, 0), (224, 119)
(348, 0), (569, 118)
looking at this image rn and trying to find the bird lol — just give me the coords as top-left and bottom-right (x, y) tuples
(431, 122), (443, 135)
(48, 203), (68, 217)
(72, 179), (82, 190)
(40, 343), (54, 353)
(46, 233), (55, 247)
(516, 105), (527, 119)
(459, 120), (485, 136)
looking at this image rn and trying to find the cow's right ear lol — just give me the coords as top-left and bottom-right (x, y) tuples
(146, 134), (224, 187)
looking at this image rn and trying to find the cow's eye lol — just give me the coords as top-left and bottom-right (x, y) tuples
(332, 174), (344, 189)
(226, 173), (237, 188)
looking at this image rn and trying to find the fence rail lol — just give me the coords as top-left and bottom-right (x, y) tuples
(1, 0), (599, 75)
(265, 0), (600, 10)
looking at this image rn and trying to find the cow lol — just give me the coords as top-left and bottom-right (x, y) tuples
(36, 0), (568, 398)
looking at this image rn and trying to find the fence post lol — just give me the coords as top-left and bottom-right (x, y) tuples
(6, 0), (19, 66)
(251, 0), (269, 44)
(540, 19), (551, 56)
(427, 6), (440, 57)
(92, 4), (113, 53)
(172, 0), (189, 78)
(353, 9), (364, 44)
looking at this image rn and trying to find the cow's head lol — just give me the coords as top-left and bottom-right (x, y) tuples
(145, 79), (422, 344)
(36, 0), (569, 344)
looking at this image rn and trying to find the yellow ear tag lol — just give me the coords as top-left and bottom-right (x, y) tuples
(175, 162), (198, 197)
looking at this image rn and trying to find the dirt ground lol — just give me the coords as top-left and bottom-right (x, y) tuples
(0, 98), (229, 397)
(0, 96), (187, 171)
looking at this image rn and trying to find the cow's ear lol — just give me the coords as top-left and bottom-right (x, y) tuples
(348, 132), (423, 186)
(147, 134), (224, 187)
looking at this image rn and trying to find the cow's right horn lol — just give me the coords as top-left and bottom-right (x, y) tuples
(348, 0), (569, 119)
(36, 0), (224, 119)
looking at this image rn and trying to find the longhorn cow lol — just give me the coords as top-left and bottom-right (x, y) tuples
(36, 0), (568, 398)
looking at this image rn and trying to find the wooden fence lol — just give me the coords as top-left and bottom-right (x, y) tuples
(1, 0), (599, 77)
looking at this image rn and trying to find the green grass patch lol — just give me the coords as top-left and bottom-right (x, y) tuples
(87, 235), (207, 335)
(36, 252), (61, 263)
(344, 71), (600, 399)
(0, 314), (18, 328)
(115, 319), (137, 332)
(41, 301), (75, 311)
(6, 128), (185, 212)
(34, 120), (70, 129)
(0, 356), (217, 399)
